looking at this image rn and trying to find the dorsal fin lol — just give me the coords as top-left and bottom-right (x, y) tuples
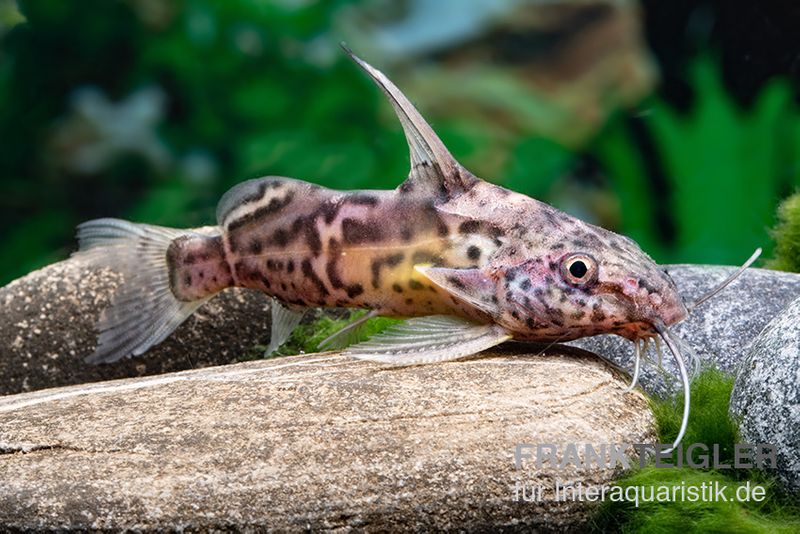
(343, 46), (475, 197)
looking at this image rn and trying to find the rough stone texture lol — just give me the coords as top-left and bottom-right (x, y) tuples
(730, 296), (800, 494)
(0, 345), (655, 531)
(0, 257), (273, 396)
(570, 265), (800, 397)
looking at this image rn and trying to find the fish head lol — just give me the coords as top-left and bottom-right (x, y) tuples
(419, 222), (687, 342)
(490, 226), (688, 341)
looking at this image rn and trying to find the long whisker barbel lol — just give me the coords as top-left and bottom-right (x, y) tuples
(687, 247), (761, 311)
(624, 340), (642, 392)
(654, 322), (690, 455)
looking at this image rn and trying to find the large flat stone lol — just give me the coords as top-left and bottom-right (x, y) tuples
(0, 346), (655, 531)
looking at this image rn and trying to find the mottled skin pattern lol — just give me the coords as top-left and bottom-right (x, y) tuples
(162, 49), (690, 348)
(167, 171), (687, 344)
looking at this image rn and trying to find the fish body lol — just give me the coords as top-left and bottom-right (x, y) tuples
(76, 48), (686, 367)
(168, 173), (685, 346)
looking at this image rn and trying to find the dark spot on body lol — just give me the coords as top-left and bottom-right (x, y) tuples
(345, 194), (379, 207)
(459, 220), (480, 234)
(226, 192), (295, 232)
(326, 238), (344, 289)
(346, 284), (364, 298)
(259, 274), (271, 289)
(318, 200), (342, 225)
(301, 259), (329, 297)
(409, 280), (424, 290)
(591, 306), (606, 322)
(467, 245), (481, 261)
(342, 218), (384, 244)
(305, 222), (322, 257)
(270, 228), (290, 248)
(392, 283), (403, 293)
(371, 253), (404, 288)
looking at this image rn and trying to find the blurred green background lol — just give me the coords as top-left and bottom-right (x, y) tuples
(1, 0), (799, 286)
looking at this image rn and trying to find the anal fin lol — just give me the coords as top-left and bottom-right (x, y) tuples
(264, 299), (304, 356)
(343, 315), (511, 365)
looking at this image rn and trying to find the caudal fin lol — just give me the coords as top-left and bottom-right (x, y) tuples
(75, 218), (217, 364)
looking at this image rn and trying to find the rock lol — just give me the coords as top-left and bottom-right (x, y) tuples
(730, 296), (800, 493)
(0, 346), (655, 531)
(570, 265), (800, 397)
(0, 257), (273, 396)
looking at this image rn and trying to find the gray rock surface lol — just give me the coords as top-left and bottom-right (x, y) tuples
(730, 296), (800, 493)
(0, 346), (655, 531)
(0, 257), (273, 396)
(570, 265), (800, 397)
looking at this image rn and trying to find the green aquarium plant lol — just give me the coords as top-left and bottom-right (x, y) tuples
(590, 368), (800, 533)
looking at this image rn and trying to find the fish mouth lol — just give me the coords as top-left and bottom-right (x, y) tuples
(620, 249), (761, 455)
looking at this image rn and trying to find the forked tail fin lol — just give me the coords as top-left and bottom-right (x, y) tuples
(74, 218), (223, 364)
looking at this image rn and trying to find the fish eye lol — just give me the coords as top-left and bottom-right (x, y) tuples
(561, 253), (598, 286)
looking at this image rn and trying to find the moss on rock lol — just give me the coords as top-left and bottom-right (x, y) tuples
(768, 193), (800, 273)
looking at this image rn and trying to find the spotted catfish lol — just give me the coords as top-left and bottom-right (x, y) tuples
(77, 49), (759, 452)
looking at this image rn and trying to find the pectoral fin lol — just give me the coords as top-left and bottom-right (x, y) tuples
(344, 315), (511, 365)
(343, 46), (475, 197)
(414, 265), (500, 316)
